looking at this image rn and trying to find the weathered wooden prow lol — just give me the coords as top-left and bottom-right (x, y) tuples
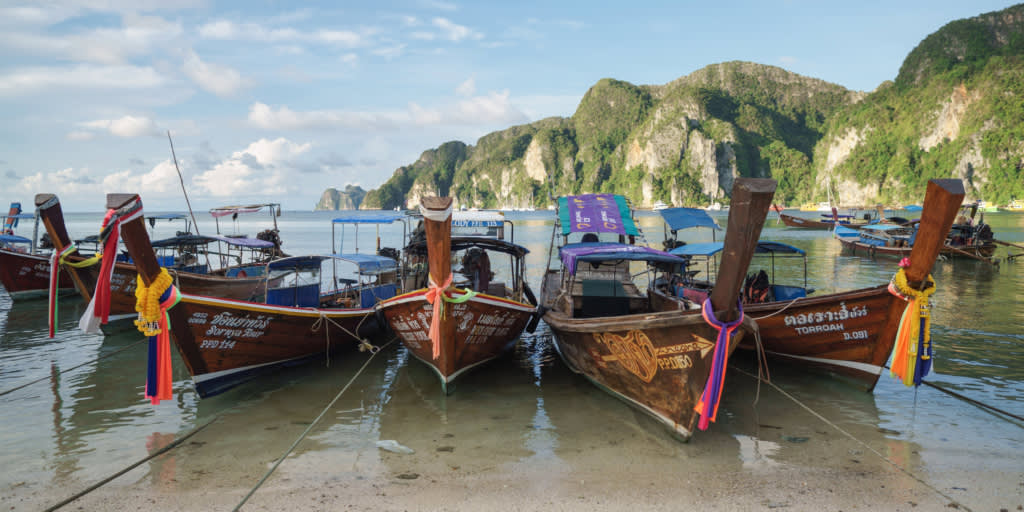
(34, 193), (91, 300)
(106, 194), (162, 287)
(421, 196), (455, 373)
(904, 179), (965, 287)
(708, 178), (777, 323)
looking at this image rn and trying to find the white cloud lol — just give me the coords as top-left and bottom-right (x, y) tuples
(410, 31), (436, 41)
(192, 138), (313, 197)
(66, 131), (95, 141)
(82, 115), (161, 138)
(450, 90), (528, 124)
(198, 20), (368, 48)
(247, 102), (403, 130)
(0, 13), (182, 64)
(779, 56), (798, 66)
(182, 49), (249, 97)
(420, 0), (458, 11)
(248, 91), (528, 131)
(17, 161), (179, 201)
(432, 17), (482, 42)
(402, 16), (421, 27)
(455, 77), (475, 97)
(340, 53), (359, 65)
(371, 43), (406, 59)
(0, 64), (166, 95)
(314, 29), (363, 46)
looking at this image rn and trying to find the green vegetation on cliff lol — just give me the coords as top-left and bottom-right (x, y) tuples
(356, 3), (1024, 209)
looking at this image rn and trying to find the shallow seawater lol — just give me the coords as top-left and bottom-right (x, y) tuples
(1, 208), (1022, 510)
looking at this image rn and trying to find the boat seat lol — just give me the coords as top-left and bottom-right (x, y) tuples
(577, 279), (631, 318)
(486, 281), (506, 297)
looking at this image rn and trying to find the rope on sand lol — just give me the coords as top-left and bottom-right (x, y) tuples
(231, 337), (397, 512)
(42, 417), (218, 512)
(0, 338), (148, 398)
(731, 366), (973, 512)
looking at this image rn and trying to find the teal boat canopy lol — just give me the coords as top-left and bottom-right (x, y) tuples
(558, 194), (639, 237)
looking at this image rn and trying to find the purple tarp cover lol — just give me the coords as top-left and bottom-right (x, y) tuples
(559, 242), (684, 275)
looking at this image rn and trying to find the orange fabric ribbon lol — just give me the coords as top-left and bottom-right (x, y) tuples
(424, 273), (453, 360)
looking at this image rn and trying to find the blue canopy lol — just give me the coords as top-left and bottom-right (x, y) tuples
(332, 212), (405, 224)
(267, 253), (398, 273)
(658, 207), (722, 231)
(834, 226), (860, 239)
(862, 223), (911, 232)
(267, 255), (327, 271)
(1, 213), (36, 220)
(560, 242), (684, 275)
(0, 234), (32, 244)
(670, 241), (806, 257)
(330, 253), (398, 272)
(210, 234), (276, 248)
(669, 242), (724, 257)
(903, 205), (923, 212)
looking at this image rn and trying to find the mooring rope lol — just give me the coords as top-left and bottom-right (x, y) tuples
(731, 366), (972, 512)
(877, 363), (1024, 424)
(0, 338), (148, 398)
(42, 416), (218, 512)
(231, 337), (397, 512)
(748, 297), (802, 321)
(311, 311), (378, 367)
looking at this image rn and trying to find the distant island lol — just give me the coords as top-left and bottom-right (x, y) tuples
(314, 184), (366, 210)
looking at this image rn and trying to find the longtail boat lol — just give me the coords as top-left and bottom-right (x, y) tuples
(0, 203), (76, 300)
(540, 178), (776, 441)
(652, 179), (965, 390)
(35, 194), (282, 334)
(836, 201), (996, 263)
(106, 193), (403, 398)
(377, 198), (538, 394)
(777, 204), (907, 230)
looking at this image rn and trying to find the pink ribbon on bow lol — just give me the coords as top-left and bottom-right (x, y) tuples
(424, 273), (453, 360)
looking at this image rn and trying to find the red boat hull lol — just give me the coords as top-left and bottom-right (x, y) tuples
(652, 284), (902, 390)
(163, 293), (377, 397)
(0, 248), (76, 300)
(379, 289), (534, 390)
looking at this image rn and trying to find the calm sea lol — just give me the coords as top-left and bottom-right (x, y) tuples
(1, 207), (1022, 510)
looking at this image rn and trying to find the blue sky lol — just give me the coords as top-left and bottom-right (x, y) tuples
(0, 0), (1017, 211)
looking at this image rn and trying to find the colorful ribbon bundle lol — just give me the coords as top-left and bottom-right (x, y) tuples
(135, 268), (181, 404)
(695, 298), (744, 431)
(423, 273), (477, 360)
(78, 203), (143, 333)
(47, 244), (78, 338)
(887, 258), (937, 387)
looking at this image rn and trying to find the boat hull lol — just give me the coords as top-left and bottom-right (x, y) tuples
(379, 289), (535, 391)
(0, 248), (76, 300)
(543, 306), (746, 441)
(838, 237), (997, 260)
(778, 212), (875, 230)
(164, 293), (378, 397)
(63, 254), (275, 332)
(652, 284), (903, 391)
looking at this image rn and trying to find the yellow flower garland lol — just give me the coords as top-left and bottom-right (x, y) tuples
(888, 267), (937, 386)
(134, 268), (173, 336)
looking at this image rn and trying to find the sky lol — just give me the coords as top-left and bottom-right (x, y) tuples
(0, 0), (1018, 212)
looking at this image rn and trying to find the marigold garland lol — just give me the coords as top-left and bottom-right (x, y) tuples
(135, 268), (173, 336)
(887, 266), (937, 387)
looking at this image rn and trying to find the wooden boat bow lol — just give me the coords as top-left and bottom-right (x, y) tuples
(708, 178), (777, 322)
